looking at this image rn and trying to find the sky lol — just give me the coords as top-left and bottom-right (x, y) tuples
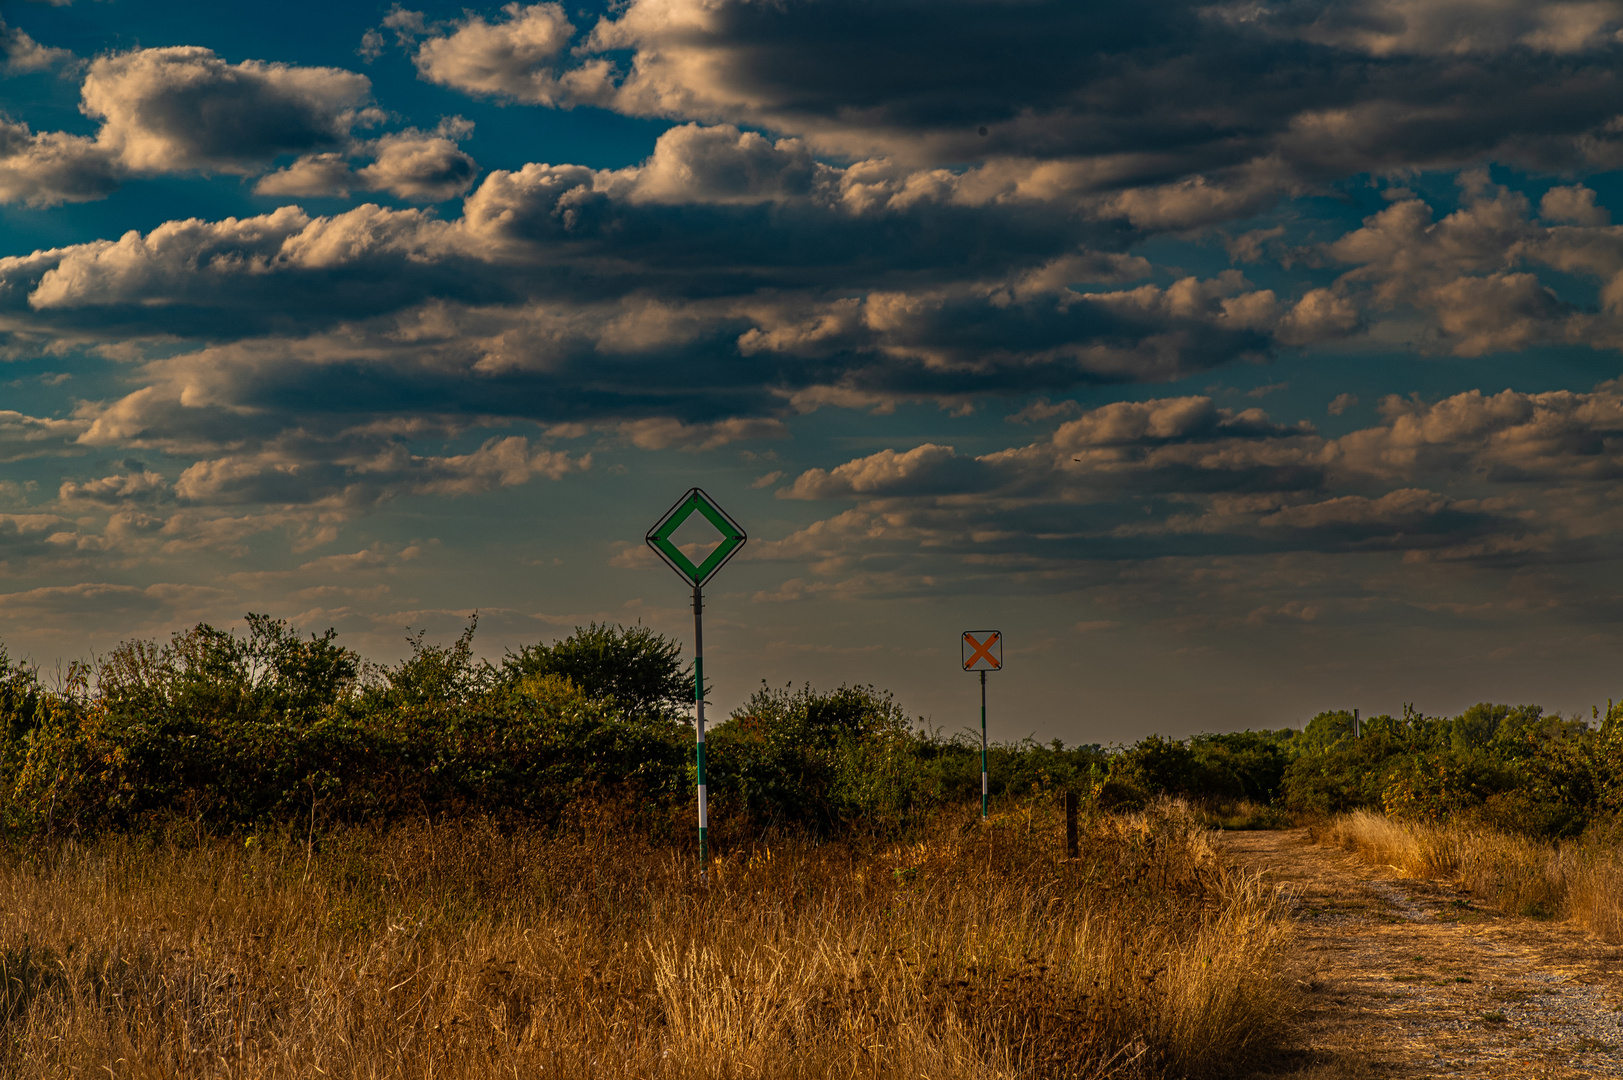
(2, 0), (1623, 744)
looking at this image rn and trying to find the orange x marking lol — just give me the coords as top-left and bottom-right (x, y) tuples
(963, 632), (1001, 669)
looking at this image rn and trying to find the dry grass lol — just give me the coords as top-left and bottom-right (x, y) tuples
(1191, 800), (1293, 833)
(0, 800), (1293, 1079)
(1320, 809), (1623, 942)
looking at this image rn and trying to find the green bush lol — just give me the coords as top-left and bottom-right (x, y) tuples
(708, 682), (931, 835)
(0, 617), (690, 838)
(1110, 731), (1291, 805)
(1279, 713), (1408, 815)
(500, 622), (691, 720)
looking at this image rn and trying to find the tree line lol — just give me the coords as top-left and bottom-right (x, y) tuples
(2, 614), (1618, 842)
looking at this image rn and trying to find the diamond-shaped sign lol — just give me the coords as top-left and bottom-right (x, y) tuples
(646, 487), (747, 588)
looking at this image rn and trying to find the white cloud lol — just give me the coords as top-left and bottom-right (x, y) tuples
(613, 417), (788, 452)
(0, 44), (482, 207)
(255, 127), (480, 203)
(0, 120), (117, 206)
(628, 124), (827, 204)
(81, 47), (374, 174)
(2, 18), (75, 74)
(0, 409), (89, 462)
(355, 128), (478, 201)
(15, 204), (452, 310)
(782, 444), (964, 500)
(410, 2), (610, 106)
(58, 471), (171, 507)
(1540, 184), (1611, 225)
(252, 152), (355, 197)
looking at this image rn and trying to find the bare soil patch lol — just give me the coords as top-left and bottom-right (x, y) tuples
(1222, 828), (1623, 1079)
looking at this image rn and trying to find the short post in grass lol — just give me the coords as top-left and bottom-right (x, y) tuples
(647, 488), (747, 878)
(1064, 789), (1079, 858)
(960, 631), (1002, 821)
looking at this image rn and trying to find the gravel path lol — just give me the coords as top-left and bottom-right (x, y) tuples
(1221, 829), (1623, 1079)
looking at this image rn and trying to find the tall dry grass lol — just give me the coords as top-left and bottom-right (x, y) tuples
(0, 801), (1294, 1079)
(1321, 809), (1623, 942)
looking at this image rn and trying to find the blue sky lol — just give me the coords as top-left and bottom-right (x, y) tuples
(3, 0), (1623, 743)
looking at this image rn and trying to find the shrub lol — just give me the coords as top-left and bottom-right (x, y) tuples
(1280, 712), (1411, 815)
(708, 682), (931, 835)
(501, 622), (691, 720)
(1110, 731), (1291, 805)
(0, 617), (692, 838)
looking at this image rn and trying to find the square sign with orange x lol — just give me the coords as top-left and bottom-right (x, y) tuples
(961, 630), (1002, 671)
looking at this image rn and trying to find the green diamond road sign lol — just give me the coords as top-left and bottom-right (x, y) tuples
(645, 487), (747, 588)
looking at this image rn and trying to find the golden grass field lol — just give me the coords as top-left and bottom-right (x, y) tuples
(0, 801), (1294, 1079)
(1321, 809), (1623, 943)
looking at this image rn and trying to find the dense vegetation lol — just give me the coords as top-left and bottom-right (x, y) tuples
(1099, 704), (1623, 840)
(0, 615), (1108, 843)
(1, 613), (1619, 844)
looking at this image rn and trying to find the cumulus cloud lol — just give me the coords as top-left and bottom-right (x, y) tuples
(1338, 387), (1623, 482)
(12, 7), (1623, 612)
(2, 17), (75, 74)
(0, 514), (67, 561)
(1311, 174), (1623, 356)
(408, 3), (609, 106)
(256, 123), (479, 202)
(0, 120), (118, 206)
(782, 444), (982, 500)
(0, 122), (1369, 420)
(612, 417), (789, 452)
(0, 410), (89, 462)
(355, 127), (478, 201)
(172, 435), (587, 505)
(384, 0), (1623, 213)
(58, 470), (171, 507)
(1, 124), (1121, 326)
(7, 204), (463, 328)
(5, 412), (594, 570)
(758, 383), (1623, 592)
(81, 47), (373, 174)
(1540, 183), (1611, 225)
(1328, 393), (1359, 416)
(0, 44), (483, 207)
(251, 153), (356, 198)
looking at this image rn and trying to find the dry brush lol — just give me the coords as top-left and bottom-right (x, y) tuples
(0, 801), (1293, 1079)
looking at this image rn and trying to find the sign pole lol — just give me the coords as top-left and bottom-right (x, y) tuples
(693, 583), (707, 872)
(980, 668), (988, 821)
(960, 630), (1001, 823)
(645, 487), (746, 882)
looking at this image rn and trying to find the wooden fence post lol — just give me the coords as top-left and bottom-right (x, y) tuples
(1064, 789), (1079, 859)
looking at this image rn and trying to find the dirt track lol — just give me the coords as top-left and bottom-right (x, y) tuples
(1220, 829), (1623, 1079)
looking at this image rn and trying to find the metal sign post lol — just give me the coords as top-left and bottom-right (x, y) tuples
(961, 630), (1002, 820)
(646, 488), (747, 877)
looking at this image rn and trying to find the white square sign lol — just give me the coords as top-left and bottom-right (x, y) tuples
(961, 630), (1002, 671)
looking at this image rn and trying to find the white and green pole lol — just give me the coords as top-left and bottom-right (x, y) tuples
(980, 669), (988, 820)
(692, 583), (708, 866)
(961, 630), (1002, 822)
(647, 488), (746, 877)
